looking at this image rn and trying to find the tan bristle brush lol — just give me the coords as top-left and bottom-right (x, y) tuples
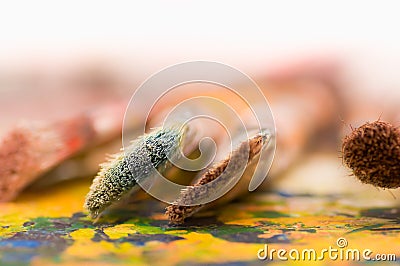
(342, 120), (400, 189)
(166, 132), (271, 224)
(0, 103), (128, 201)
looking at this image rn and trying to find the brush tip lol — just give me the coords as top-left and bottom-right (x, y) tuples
(84, 125), (186, 218)
(342, 120), (400, 189)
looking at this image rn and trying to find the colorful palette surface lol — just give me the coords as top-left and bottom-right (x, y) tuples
(0, 175), (399, 266)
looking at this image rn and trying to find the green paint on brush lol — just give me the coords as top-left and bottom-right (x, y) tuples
(84, 125), (187, 218)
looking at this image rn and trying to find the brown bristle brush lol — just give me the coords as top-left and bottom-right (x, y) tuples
(166, 132), (270, 224)
(342, 120), (400, 189)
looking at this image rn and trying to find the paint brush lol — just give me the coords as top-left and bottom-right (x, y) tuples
(0, 102), (128, 201)
(166, 131), (271, 224)
(84, 124), (191, 218)
(342, 120), (400, 189)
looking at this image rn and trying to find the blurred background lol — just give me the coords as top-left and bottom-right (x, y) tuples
(1, 1), (400, 107)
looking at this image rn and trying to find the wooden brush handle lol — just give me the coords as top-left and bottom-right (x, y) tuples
(0, 102), (128, 201)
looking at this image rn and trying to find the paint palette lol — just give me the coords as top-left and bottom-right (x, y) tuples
(0, 154), (399, 265)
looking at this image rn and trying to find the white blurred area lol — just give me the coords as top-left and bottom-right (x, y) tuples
(1, 1), (400, 90)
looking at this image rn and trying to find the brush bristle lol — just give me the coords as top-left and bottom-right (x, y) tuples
(342, 121), (400, 189)
(84, 125), (185, 218)
(166, 133), (267, 224)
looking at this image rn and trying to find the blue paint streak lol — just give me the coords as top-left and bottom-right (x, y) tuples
(0, 240), (42, 248)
